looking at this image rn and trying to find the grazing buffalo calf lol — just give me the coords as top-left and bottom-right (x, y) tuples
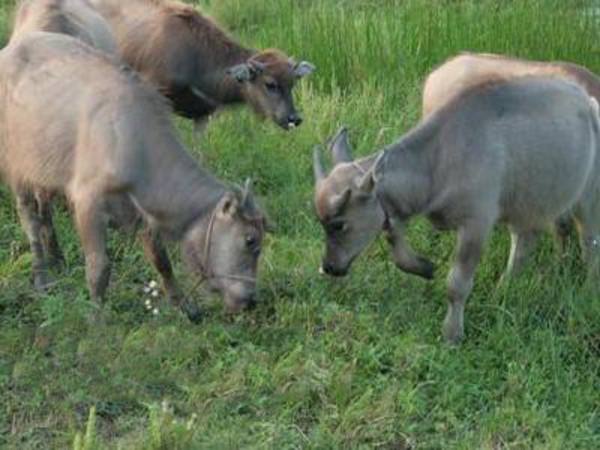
(0, 32), (269, 317)
(89, 0), (315, 129)
(314, 77), (600, 343)
(12, 0), (117, 54)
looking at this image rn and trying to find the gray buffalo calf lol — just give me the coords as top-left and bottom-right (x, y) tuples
(0, 32), (269, 317)
(314, 77), (600, 344)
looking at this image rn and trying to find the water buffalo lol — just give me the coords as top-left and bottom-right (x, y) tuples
(313, 77), (600, 343)
(423, 53), (600, 247)
(12, 0), (117, 54)
(11, 0), (119, 270)
(89, 0), (315, 129)
(0, 32), (269, 317)
(423, 52), (600, 117)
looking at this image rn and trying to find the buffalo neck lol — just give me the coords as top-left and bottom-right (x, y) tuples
(199, 46), (257, 105)
(376, 119), (439, 219)
(130, 128), (227, 239)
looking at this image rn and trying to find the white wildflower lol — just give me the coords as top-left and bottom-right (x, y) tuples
(186, 413), (198, 430)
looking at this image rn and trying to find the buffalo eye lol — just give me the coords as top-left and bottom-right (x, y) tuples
(327, 221), (346, 234)
(265, 81), (278, 92)
(246, 234), (259, 251)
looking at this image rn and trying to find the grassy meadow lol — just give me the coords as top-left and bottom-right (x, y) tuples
(1, 0), (600, 448)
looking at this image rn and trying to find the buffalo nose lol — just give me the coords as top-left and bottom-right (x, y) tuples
(322, 261), (336, 276)
(321, 261), (347, 277)
(288, 115), (302, 128)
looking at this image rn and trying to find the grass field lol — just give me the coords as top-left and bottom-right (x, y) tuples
(1, 0), (600, 448)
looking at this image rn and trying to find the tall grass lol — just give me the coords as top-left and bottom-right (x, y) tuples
(1, 0), (599, 448)
(0, 0), (16, 47)
(204, 0), (599, 101)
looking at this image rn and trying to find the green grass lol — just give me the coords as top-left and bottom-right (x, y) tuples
(1, 0), (600, 448)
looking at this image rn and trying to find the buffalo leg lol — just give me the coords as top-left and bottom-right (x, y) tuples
(501, 229), (539, 280)
(193, 117), (209, 137)
(444, 220), (491, 344)
(16, 190), (52, 291)
(36, 191), (65, 269)
(386, 219), (435, 279)
(140, 226), (182, 304)
(140, 226), (202, 322)
(553, 214), (574, 257)
(573, 205), (600, 281)
(74, 194), (110, 307)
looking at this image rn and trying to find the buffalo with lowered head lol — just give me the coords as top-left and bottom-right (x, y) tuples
(314, 77), (600, 344)
(0, 32), (270, 318)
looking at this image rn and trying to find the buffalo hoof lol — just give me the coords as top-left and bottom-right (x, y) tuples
(33, 272), (56, 293)
(86, 306), (108, 327)
(181, 301), (204, 324)
(442, 319), (464, 345)
(48, 253), (66, 272)
(417, 257), (436, 280)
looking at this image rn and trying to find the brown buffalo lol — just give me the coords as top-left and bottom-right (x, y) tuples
(90, 0), (315, 129)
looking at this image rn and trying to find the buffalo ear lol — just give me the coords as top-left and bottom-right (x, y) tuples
(328, 126), (353, 164)
(248, 59), (266, 74)
(357, 170), (376, 194)
(226, 63), (254, 82)
(294, 61), (315, 78)
(329, 188), (351, 214)
(217, 192), (239, 218)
